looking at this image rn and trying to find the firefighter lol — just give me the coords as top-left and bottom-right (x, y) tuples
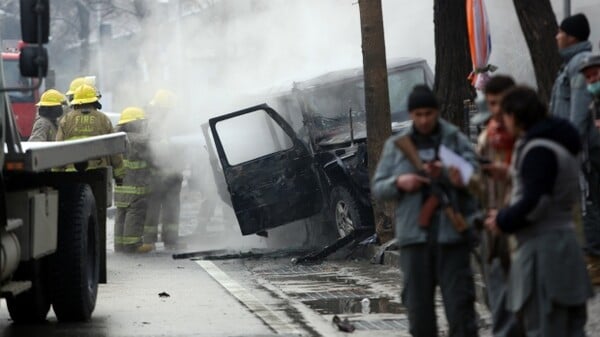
(56, 84), (125, 179)
(65, 77), (85, 104)
(29, 89), (67, 141)
(114, 107), (152, 253)
(140, 89), (184, 252)
(65, 76), (100, 104)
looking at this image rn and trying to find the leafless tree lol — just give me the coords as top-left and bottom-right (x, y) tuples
(433, 0), (476, 131)
(513, 0), (560, 103)
(358, 0), (394, 244)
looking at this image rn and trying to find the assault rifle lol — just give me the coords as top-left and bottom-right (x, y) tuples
(394, 135), (469, 232)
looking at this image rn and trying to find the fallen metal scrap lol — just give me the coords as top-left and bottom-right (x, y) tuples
(332, 315), (356, 333)
(293, 230), (371, 265)
(173, 230), (371, 264)
(371, 238), (399, 265)
(172, 248), (310, 261)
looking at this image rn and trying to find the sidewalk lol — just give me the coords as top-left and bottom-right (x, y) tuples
(363, 244), (600, 336)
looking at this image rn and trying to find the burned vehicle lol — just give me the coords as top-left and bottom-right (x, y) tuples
(208, 58), (434, 238)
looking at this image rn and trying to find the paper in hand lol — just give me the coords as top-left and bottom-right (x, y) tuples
(438, 144), (474, 183)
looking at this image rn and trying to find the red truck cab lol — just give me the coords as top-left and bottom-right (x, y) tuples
(2, 42), (40, 139)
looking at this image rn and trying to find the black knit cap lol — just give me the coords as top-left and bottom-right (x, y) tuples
(560, 13), (590, 41)
(408, 85), (439, 111)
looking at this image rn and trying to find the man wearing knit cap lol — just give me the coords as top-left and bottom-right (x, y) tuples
(372, 85), (479, 336)
(551, 13), (593, 130)
(550, 13), (600, 286)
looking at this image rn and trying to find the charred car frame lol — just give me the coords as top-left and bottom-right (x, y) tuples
(207, 58), (434, 238)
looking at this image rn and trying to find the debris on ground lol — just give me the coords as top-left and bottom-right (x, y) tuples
(158, 292), (170, 298)
(172, 248), (309, 260)
(359, 234), (378, 246)
(172, 249), (230, 260)
(332, 315), (355, 333)
(294, 230), (372, 265)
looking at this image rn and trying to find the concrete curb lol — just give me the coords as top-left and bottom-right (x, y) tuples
(357, 244), (399, 267)
(383, 250), (400, 267)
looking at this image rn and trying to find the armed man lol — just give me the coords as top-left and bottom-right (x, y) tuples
(372, 85), (479, 337)
(29, 89), (67, 142)
(114, 107), (152, 253)
(580, 53), (600, 284)
(56, 84), (125, 179)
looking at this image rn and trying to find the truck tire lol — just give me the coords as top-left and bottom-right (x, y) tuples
(6, 259), (51, 323)
(329, 186), (369, 238)
(52, 183), (99, 322)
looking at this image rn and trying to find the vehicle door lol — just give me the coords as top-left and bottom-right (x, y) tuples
(209, 104), (323, 235)
(201, 122), (232, 207)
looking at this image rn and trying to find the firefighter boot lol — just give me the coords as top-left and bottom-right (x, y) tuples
(136, 243), (155, 254)
(587, 255), (600, 285)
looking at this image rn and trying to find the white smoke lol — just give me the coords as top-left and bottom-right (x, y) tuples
(52, 0), (599, 250)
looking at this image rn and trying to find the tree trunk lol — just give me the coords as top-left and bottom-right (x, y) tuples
(76, 1), (90, 73)
(433, 0), (475, 131)
(358, 0), (394, 244)
(513, 0), (560, 104)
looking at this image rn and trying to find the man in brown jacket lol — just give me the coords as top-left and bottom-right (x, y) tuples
(474, 75), (524, 337)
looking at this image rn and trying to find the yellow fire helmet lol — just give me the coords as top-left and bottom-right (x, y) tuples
(71, 84), (99, 105)
(118, 106), (146, 126)
(83, 76), (101, 99)
(149, 89), (175, 109)
(65, 77), (85, 96)
(66, 76), (100, 97)
(36, 89), (66, 107)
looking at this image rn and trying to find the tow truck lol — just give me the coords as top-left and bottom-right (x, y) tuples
(0, 0), (127, 323)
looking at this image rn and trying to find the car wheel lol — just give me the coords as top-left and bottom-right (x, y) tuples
(52, 183), (99, 322)
(330, 186), (365, 238)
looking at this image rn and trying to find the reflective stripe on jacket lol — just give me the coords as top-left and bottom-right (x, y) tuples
(114, 124), (152, 209)
(56, 108), (124, 176)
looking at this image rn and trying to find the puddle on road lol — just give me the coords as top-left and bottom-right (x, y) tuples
(302, 297), (405, 315)
(269, 273), (359, 286)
